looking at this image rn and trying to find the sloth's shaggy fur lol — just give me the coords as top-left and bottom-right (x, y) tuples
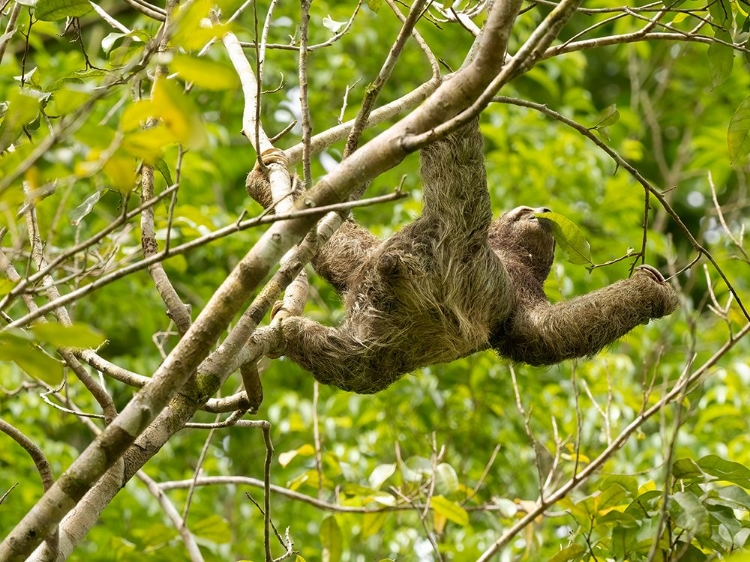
(246, 119), (678, 394)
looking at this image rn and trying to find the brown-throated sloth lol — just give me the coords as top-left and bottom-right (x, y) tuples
(246, 118), (678, 394)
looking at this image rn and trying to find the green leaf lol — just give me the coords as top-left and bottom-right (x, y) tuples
(29, 323), (105, 349)
(698, 455), (750, 487)
(708, 31), (734, 88)
(595, 482), (630, 512)
(708, 0), (731, 26)
(0, 336), (63, 384)
(728, 95), (750, 162)
(535, 211), (592, 265)
(119, 77), (206, 159)
(367, 0), (382, 12)
(612, 522), (639, 559)
(402, 456), (432, 482)
(171, 54), (240, 91)
(320, 516), (342, 562)
(154, 158), (174, 186)
(35, 0), (93, 20)
(192, 514), (231, 543)
(673, 457), (704, 481)
(430, 495), (469, 527)
(594, 104), (620, 129)
(600, 475), (639, 498)
(670, 491), (711, 539)
(138, 523), (177, 547)
(549, 543), (586, 562)
(715, 485), (750, 510)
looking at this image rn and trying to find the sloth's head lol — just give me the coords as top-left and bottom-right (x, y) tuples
(489, 206), (556, 282)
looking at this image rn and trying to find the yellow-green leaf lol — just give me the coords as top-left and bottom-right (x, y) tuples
(171, 54), (240, 91)
(121, 126), (173, 163)
(104, 156), (138, 193)
(0, 90), (41, 153)
(50, 87), (91, 115)
(549, 544), (586, 562)
(151, 76), (207, 149)
(0, 278), (17, 297)
(362, 511), (388, 538)
(121, 100), (155, 132)
(430, 495), (469, 527)
(535, 211), (593, 266)
(278, 443), (315, 467)
(320, 516), (342, 562)
(171, 0), (231, 51)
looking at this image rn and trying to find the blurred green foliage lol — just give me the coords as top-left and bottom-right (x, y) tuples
(1, 0), (749, 560)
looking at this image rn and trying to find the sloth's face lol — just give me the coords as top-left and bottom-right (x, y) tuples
(498, 206), (555, 249)
(490, 206), (556, 280)
(501, 205), (553, 232)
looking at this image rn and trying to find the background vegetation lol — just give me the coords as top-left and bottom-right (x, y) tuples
(0, 0), (749, 560)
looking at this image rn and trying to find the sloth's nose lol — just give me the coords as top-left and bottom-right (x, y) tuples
(536, 206), (552, 213)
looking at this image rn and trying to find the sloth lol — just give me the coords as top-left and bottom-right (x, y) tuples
(246, 118), (678, 394)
